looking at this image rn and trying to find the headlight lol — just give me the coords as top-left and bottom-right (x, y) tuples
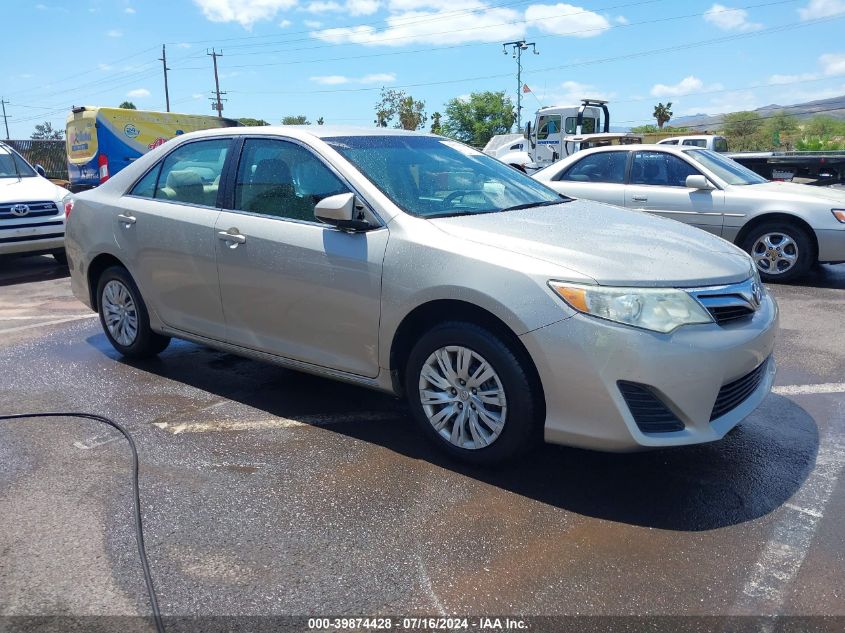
(832, 209), (845, 223)
(549, 282), (713, 333)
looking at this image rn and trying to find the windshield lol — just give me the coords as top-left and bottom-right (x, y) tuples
(685, 149), (767, 186)
(324, 135), (564, 218)
(0, 148), (37, 178)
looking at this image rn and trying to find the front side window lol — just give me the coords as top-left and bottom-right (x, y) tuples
(685, 149), (767, 185)
(152, 138), (230, 205)
(559, 151), (628, 183)
(234, 138), (349, 222)
(537, 115), (561, 140)
(0, 148), (36, 178)
(564, 117), (597, 134)
(325, 135), (562, 218)
(630, 151), (700, 187)
(714, 138), (729, 153)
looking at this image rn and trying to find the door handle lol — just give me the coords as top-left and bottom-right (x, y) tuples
(631, 196), (648, 202)
(218, 230), (246, 245)
(116, 213), (136, 225)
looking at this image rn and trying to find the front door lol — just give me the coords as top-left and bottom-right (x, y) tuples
(115, 137), (232, 339)
(215, 137), (387, 378)
(625, 150), (725, 236)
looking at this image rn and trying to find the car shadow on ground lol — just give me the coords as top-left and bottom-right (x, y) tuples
(0, 254), (68, 287)
(785, 263), (845, 290)
(98, 335), (820, 533)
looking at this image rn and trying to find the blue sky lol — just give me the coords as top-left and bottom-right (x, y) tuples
(2, 0), (844, 137)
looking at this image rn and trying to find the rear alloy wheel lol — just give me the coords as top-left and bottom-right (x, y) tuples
(96, 266), (170, 358)
(741, 222), (813, 283)
(405, 322), (541, 464)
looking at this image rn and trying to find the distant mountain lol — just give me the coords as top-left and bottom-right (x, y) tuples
(668, 94), (845, 131)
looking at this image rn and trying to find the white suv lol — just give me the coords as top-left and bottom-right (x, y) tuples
(0, 141), (71, 263)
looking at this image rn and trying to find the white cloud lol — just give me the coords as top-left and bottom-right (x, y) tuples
(614, 15), (628, 24)
(680, 90), (759, 116)
(192, 0), (298, 28)
(767, 72), (817, 85)
(798, 0), (845, 20)
(312, 4), (523, 46)
(125, 6), (136, 13)
(651, 75), (723, 98)
(107, 29), (123, 37)
(304, 19), (323, 27)
(35, 3), (47, 9)
(127, 88), (150, 98)
(703, 3), (762, 31)
(305, 1), (341, 12)
(347, 0), (380, 14)
(820, 52), (845, 75)
(98, 63), (113, 71)
(177, 42), (191, 48)
(310, 75), (350, 85)
(310, 72), (396, 84)
(525, 3), (611, 37)
(279, 18), (292, 26)
(192, 93), (205, 99)
(544, 80), (612, 104)
(361, 72), (396, 82)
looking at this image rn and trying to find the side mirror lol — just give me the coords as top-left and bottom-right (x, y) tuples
(523, 121), (531, 140)
(314, 192), (372, 231)
(686, 174), (714, 190)
(35, 164), (47, 178)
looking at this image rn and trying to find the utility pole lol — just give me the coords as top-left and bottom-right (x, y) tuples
(207, 48), (226, 118)
(159, 44), (171, 112)
(501, 40), (538, 129)
(1, 98), (9, 139)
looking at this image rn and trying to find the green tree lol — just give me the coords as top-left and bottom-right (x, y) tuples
(441, 91), (515, 147)
(31, 121), (63, 140)
(804, 115), (845, 137)
(374, 88), (426, 130)
(720, 111), (765, 151)
(652, 102), (673, 129)
(317, 116), (325, 125)
(430, 112), (442, 135)
(631, 124), (660, 134)
(118, 101), (137, 110)
(237, 117), (270, 126)
(281, 115), (310, 125)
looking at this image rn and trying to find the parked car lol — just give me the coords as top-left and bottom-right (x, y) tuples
(0, 141), (71, 264)
(657, 135), (729, 152)
(65, 127), (777, 464)
(533, 144), (845, 282)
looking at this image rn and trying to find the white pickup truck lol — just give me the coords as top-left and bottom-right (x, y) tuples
(657, 135), (729, 152)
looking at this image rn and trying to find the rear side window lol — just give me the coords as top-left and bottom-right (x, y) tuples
(660, 139), (679, 145)
(129, 164), (161, 198)
(559, 151), (628, 183)
(631, 151), (700, 187)
(682, 139), (707, 148)
(714, 138), (729, 152)
(148, 139), (230, 206)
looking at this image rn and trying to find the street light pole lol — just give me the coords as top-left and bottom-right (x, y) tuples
(501, 40), (538, 129)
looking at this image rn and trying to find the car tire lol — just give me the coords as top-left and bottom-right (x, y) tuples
(741, 221), (814, 283)
(96, 266), (170, 358)
(404, 321), (542, 465)
(51, 249), (68, 265)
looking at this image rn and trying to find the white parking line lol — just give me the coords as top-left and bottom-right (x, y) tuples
(0, 314), (98, 334)
(773, 383), (845, 396)
(153, 410), (400, 434)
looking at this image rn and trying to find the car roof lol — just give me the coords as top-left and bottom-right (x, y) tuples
(173, 125), (438, 143)
(571, 143), (700, 153)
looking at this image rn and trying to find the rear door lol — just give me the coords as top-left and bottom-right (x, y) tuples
(544, 150), (628, 207)
(624, 150), (725, 236)
(115, 137), (232, 339)
(214, 137), (387, 378)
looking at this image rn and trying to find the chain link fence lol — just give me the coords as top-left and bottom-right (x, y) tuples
(4, 139), (67, 180)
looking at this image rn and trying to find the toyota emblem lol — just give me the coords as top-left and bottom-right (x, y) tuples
(10, 204), (30, 217)
(751, 282), (763, 307)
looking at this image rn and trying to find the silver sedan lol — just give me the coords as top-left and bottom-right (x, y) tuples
(65, 127), (777, 463)
(533, 144), (845, 282)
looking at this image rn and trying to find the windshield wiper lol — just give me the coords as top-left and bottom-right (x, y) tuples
(499, 199), (568, 212)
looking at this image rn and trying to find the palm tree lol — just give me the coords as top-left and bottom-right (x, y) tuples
(653, 102), (673, 129)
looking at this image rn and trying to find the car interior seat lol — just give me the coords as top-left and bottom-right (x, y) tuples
(164, 170), (206, 205)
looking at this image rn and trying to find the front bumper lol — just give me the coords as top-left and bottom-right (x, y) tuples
(520, 293), (778, 451)
(0, 224), (65, 256)
(816, 228), (845, 263)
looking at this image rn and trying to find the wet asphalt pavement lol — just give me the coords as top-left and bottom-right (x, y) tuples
(0, 255), (843, 630)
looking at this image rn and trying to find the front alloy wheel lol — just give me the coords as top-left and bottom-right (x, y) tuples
(751, 232), (799, 276)
(418, 345), (508, 450)
(741, 221), (814, 283)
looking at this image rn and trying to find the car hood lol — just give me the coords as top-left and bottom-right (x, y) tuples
(741, 181), (845, 204)
(429, 200), (753, 287)
(0, 176), (66, 203)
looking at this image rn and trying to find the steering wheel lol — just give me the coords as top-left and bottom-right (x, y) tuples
(443, 189), (486, 208)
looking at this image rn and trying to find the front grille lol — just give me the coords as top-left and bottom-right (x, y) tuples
(618, 381), (685, 433)
(707, 304), (755, 324)
(0, 201), (59, 220)
(710, 358), (769, 421)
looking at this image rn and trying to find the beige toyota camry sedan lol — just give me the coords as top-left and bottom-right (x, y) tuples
(65, 127), (778, 464)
